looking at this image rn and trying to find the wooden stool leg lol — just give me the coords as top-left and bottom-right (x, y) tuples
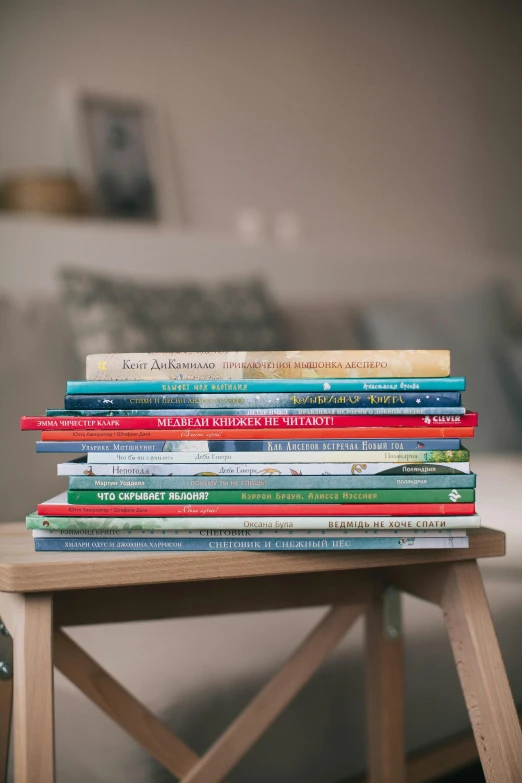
(441, 560), (522, 782)
(365, 583), (405, 783)
(0, 677), (12, 783)
(11, 594), (55, 783)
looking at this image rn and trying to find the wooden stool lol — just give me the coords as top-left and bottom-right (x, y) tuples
(0, 523), (520, 783)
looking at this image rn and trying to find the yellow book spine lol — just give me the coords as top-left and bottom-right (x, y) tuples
(86, 350), (450, 381)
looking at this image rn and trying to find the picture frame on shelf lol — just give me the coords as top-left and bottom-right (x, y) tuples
(59, 85), (184, 224)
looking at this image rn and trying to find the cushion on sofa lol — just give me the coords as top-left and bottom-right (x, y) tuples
(60, 268), (289, 360)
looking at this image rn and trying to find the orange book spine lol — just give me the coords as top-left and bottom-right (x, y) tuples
(41, 426), (474, 441)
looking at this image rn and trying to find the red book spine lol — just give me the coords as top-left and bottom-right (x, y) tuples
(22, 413), (479, 430)
(40, 426), (475, 441)
(36, 502), (476, 517)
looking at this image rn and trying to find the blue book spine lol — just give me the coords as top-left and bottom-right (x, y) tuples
(66, 377), (466, 394)
(36, 438), (461, 453)
(48, 407), (467, 416)
(64, 392), (462, 410)
(67, 473), (477, 490)
(34, 536), (469, 551)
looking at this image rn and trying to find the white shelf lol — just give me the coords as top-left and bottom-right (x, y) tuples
(1, 210), (520, 305)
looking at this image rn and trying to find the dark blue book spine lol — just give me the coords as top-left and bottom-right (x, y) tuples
(67, 473), (478, 490)
(34, 537), (468, 551)
(37, 438), (461, 453)
(64, 392), (462, 410)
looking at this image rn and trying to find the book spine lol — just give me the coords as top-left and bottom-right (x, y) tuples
(67, 473), (478, 490)
(34, 536), (469, 551)
(48, 407), (469, 417)
(33, 527), (468, 538)
(35, 502), (476, 516)
(57, 460), (471, 476)
(39, 426), (476, 441)
(85, 449), (470, 464)
(47, 407), (469, 417)
(86, 350), (451, 380)
(36, 438), (461, 453)
(21, 412), (478, 430)
(68, 376), (466, 394)
(67, 488), (475, 504)
(64, 392), (462, 410)
(27, 512), (480, 530)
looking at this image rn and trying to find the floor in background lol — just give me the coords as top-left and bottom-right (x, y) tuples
(435, 764), (484, 782)
(343, 762), (486, 783)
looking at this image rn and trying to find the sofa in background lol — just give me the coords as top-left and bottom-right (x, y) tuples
(1, 261), (521, 781)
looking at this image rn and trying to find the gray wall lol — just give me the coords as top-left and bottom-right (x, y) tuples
(1, 0), (521, 255)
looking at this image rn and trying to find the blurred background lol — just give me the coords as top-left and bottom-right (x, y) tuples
(1, 1), (521, 781)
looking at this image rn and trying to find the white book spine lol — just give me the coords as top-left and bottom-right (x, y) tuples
(86, 450), (467, 464)
(58, 461), (471, 476)
(28, 514), (480, 530)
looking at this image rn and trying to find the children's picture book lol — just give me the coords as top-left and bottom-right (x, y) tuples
(85, 350), (451, 380)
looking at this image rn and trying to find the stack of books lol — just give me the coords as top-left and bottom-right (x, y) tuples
(21, 350), (478, 552)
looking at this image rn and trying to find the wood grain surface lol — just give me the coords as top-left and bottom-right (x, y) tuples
(8, 594), (54, 782)
(441, 561), (522, 781)
(365, 584), (405, 782)
(0, 523), (505, 593)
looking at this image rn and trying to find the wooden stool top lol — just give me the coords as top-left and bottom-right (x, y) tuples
(0, 522), (505, 593)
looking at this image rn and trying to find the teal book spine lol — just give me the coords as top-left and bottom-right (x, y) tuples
(34, 536), (469, 551)
(66, 377), (466, 394)
(67, 473), (477, 490)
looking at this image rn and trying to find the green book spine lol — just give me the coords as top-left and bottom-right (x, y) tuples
(67, 488), (475, 505)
